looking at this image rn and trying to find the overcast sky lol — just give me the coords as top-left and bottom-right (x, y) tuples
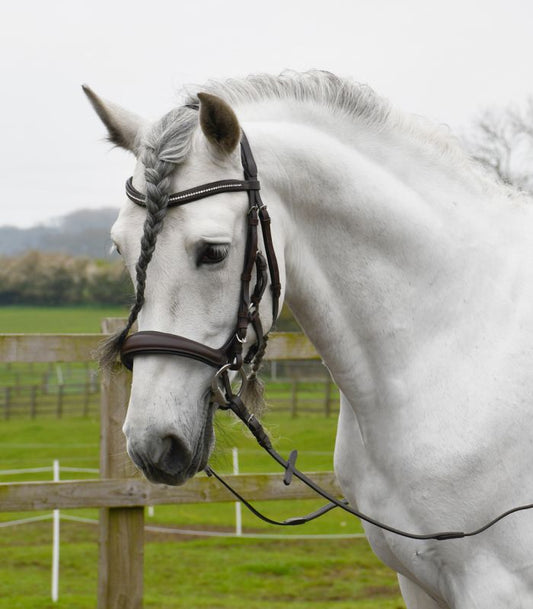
(2, 0), (532, 228)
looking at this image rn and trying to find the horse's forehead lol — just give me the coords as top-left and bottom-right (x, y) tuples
(112, 135), (246, 247)
(175, 140), (243, 188)
(112, 188), (248, 252)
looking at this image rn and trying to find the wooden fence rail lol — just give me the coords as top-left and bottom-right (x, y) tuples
(0, 472), (339, 512)
(0, 377), (338, 419)
(0, 330), (340, 609)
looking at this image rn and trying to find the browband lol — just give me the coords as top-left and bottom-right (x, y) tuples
(125, 176), (260, 208)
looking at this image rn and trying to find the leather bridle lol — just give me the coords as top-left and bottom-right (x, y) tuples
(121, 131), (281, 374)
(118, 112), (533, 541)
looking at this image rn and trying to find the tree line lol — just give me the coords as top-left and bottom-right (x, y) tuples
(0, 251), (133, 306)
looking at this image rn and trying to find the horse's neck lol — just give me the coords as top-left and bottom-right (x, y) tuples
(250, 116), (532, 411)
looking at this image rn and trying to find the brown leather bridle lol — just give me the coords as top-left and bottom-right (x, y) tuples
(118, 113), (533, 541)
(121, 130), (281, 375)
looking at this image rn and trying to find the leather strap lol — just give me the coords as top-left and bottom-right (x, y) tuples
(125, 176), (260, 208)
(205, 466), (341, 526)
(240, 132), (281, 322)
(258, 204), (281, 321)
(121, 331), (229, 370)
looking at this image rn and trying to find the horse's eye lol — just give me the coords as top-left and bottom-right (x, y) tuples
(198, 243), (230, 266)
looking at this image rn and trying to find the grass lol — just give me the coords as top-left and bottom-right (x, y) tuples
(0, 305), (129, 333)
(0, 533), (404, 609)
(0, 414), (405, 608)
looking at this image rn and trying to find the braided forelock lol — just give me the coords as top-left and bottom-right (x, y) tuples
(98, 107), (198, 372)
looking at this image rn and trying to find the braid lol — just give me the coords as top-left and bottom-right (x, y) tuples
(127, 146), (174, 324)
(98, 118), (180, 372)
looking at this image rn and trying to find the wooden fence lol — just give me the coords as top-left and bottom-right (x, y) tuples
(0, 374), (338, 419)
(2, 381), (99, 419)
(0, 328), (341, 609)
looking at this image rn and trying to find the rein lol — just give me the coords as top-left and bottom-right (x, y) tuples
(120, 112), (533, 542)
(207, 373), (533, 540)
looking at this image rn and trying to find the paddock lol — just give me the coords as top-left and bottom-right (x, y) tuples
(0, 328), (341, 609)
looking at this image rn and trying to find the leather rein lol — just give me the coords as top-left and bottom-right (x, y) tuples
(119, 116), (533, 542)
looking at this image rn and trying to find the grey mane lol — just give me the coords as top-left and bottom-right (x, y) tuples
(186, 70), (392, 127)
(192, 70), (526, 200)
(145, 70), (394, 166)
(158, 70), (485, 185)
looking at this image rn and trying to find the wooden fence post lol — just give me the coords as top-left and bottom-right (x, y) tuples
(98, 329), (143, 609)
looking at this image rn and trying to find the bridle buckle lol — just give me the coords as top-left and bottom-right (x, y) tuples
(210, 364), (248, 408)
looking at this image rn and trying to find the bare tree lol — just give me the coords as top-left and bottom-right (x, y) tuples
(463, 98), (533, 195)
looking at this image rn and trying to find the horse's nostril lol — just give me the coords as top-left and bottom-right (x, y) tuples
(155, 434), (191, 472)
(126, 430), (197, 485)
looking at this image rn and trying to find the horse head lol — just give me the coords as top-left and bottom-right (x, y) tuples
(84, 86), (284, 485)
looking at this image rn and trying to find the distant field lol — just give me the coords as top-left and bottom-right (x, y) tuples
(0, 306), (128, 333)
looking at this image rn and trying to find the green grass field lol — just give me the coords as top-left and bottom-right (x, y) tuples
(0, 415), (405, 608)
(0, 305), (129, 333)
(0, 306), (404, 607)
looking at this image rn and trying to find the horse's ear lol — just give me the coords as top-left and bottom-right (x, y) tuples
(82, 84), (146, 153)
(197, 93), (240, 155)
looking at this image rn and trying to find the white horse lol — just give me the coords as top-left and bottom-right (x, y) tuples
(85, 72), (533, 608)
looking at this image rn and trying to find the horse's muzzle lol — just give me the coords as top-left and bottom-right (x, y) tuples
(125, 417), (213, 486)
